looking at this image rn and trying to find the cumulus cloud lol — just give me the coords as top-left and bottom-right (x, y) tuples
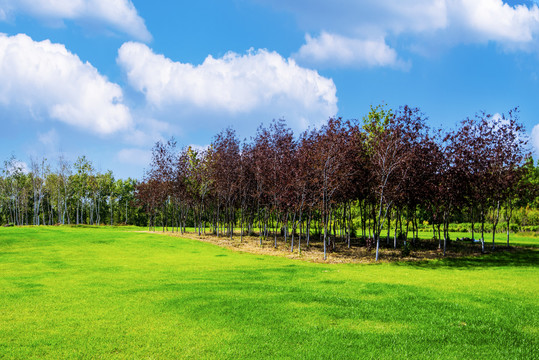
(117, 42), (337, 132)
(255, 0), (447, 37)
(295, 32), (408, 69)
(452, 0), (539, 45)
(0, 0), (151, 41)
(0, 33), (132, 135)
(256, 0), (539, 68)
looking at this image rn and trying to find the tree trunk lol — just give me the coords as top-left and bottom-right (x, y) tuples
(375, 189), (387, 262)
(480, 206), (485, 254)
(291, 211), (297, 252)
(386, 207), (391, 245)
(506, 199), (513, 247)
(492, 200), (500, 250)
(240, 206), (244, 242)
(443, 212), (448, 257)
(347, 202), (352, 249)
(274, 211), (279, 248)
(438, 223), (442, 249)
(471, 206), (475, 242)
(394, 208), (399, 249)
(306, 211), (311, 247)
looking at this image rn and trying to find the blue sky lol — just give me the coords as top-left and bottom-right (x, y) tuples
(1, 0), (539, 179)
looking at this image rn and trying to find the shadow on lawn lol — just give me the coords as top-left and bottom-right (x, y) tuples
(398, 247), (539, 269)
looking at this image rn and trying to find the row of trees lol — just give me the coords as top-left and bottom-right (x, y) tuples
(0, 155), (143, 227)
(2, 105), (537, 260)
(137, 105), (536, 260)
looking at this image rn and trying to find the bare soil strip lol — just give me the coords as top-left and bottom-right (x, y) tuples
(138, 230), (506, 264)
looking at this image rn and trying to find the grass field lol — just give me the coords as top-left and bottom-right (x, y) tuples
(415, 229), (539, 247)
(0, 226), (538, 359)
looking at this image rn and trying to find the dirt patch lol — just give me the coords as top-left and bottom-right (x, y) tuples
(137, 230), (508, 264)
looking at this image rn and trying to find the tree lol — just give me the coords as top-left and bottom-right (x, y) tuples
(484, 109), (528, 249)
(369, 113), (409, 261)
(311, 118), (356, 260)
(72, 156), (94, 225)
(211, 128), (241, 239)
(30, 157), (48, 225)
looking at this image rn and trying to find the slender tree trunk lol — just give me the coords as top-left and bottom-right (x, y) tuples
(257, 201), (262, 245)
(323, 185), (328, 261)
(404, 213), (409, 248)
(230, 206), (234, 240)
(375, 189), (385, 262)
(240, 206), (244, 242)
(273, 211), (279, 248)
(306, 210), (311, 247)
(471, 206), (475, 242)
(443, 212), (448, 256)
(361, 201), (366, 240)
(394, 208), (399, 249)
(283, 212), (288, 244)
(480, 206), (485, 254)
(323, 215), (327, 261)
(291, 211), (296, 252)
(506, 199), (513, 247)
(386, 207), (391, 245)
(492, 200), (500, 250)
(438, 223), (442, 249)
(347, 202), (352, 248)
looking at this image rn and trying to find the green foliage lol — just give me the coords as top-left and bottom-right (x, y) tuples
(0, 227), (537, 359)
(362, 103), (393, 155)
(514, 206), (539, 227)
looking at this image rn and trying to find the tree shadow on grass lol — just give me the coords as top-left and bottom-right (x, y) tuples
(395, 248), (539, 269)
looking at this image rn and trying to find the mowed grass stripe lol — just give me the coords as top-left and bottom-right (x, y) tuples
(0, 226), (537, 359)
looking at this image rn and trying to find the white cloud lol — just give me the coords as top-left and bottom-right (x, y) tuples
(255, 0), (447, 37)
(0, 33), (132, 135)
(256, 0), (539, 68)
(295, 32), (408, 69)
(117, 148), (151, 166)
(117, 42), (337, 132)
(0, 0), (151, 42)
(451, 0), (539, 46)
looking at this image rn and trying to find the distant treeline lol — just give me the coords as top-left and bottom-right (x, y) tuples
(136, 105), (539, 260)
(0, 155), (146, 228)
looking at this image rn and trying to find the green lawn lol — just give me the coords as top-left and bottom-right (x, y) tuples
(414, 230), (539, 247)
(0, 226), (537, 359)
